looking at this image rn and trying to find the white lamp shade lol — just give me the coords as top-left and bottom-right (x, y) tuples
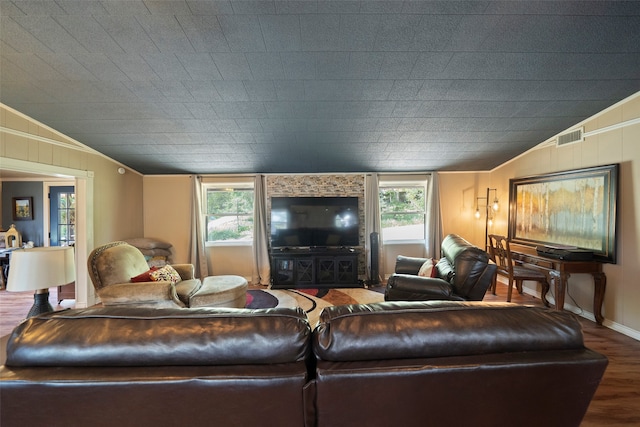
(6, 246), (76, 292)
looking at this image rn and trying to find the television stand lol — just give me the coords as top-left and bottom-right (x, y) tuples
(271, 248), (360, 289)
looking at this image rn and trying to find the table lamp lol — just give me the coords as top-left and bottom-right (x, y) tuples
(7, 246), (76, 318)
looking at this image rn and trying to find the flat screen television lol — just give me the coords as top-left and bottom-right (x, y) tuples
(270, 196), (359, 248)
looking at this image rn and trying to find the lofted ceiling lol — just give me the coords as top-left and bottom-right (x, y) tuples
(1, 1), (639, 175)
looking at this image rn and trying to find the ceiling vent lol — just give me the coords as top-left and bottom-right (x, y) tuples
(557, 127), (584, 146)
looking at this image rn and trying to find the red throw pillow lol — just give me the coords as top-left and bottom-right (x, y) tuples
(131, 266), (158, 282)
(430, 260), (439, 277)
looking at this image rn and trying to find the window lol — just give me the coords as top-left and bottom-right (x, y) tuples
(379, 179), (427, 242)
(205, 186), (254, 244)
(57, 191), (76, 245)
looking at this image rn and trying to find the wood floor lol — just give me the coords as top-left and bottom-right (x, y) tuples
(1, 284), (639, 425)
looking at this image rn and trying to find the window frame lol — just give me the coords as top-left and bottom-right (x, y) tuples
(203, 182), (255, 247)
(378, 176), (428, 245)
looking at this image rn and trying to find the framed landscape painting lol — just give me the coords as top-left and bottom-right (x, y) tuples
(12, 197), (33, 221)
(508, 164), (619, 263)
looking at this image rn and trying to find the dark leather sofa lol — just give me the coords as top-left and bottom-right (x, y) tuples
(385, 233), (497, 302)
(1, 302), (607, 427)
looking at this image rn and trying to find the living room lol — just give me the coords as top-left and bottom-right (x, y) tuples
(1, 2), (640, 423)
(2, 93), (639, 341)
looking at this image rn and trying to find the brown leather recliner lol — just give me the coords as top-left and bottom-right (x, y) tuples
(385, 233), (496, 302)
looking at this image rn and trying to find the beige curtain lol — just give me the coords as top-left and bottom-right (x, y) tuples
(364, 173), (383, 284)
(189, 175), (209, 279)
(252, 175), (271, 285)
(425, 172), (443, 259)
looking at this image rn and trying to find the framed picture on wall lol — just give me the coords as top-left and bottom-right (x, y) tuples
(12, 197), (33, 221)
(508, 164), (619, 263)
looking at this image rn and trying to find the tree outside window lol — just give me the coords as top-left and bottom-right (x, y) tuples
(379, 186), (426, 241)
(206, 188), (254, 243)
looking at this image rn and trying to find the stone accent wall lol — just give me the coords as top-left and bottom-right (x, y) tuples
(266, 174), (366, 278)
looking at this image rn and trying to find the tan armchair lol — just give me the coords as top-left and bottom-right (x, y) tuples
(87, 241), (202, 308)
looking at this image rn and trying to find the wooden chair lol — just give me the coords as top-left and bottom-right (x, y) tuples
(487, 234), (550, 303)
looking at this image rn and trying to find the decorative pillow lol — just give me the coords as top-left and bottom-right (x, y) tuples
(131, 266), (158, 282)
(149, 264), (182, 285)
(418, 259), (434, 277)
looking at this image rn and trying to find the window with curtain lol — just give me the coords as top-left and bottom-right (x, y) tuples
(379, 176), (428, 243)
(204, 185), (254, 245)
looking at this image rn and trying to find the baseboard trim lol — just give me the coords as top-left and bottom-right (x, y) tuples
(520, 286), (640, 342)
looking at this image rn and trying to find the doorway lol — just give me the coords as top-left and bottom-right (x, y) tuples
(49, 186), (75, 247)
(49, 186), (76, 302)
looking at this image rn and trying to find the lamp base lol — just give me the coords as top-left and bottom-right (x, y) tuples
(26, 289), (54, 318)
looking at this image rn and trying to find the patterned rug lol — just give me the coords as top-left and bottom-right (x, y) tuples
(246, 287), (386, 327)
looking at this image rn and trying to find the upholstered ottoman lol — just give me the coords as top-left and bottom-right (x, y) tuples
(189, 275), (248, 308)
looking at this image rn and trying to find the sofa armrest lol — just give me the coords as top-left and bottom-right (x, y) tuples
(394, 256), (428, 275)
(385, 274), (459, 301)
(97, 281), (184, 308)
(171, 264), (195, 280)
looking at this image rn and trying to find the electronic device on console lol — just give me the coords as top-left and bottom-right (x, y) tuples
(535, 245), (594, 261)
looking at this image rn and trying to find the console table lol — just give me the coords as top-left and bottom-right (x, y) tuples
(271, 249), (359, 289)
(509, 243), (606, 325)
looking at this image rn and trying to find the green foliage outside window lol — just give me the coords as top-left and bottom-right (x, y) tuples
(206, 189), (254, 242)
(379, 187), (426, 240)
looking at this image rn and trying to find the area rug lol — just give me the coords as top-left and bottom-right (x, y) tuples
(246, 287), (386, 327)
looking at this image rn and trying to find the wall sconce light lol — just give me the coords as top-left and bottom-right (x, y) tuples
(475, 188), (499, 250)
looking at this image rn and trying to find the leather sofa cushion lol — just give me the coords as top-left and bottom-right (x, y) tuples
(313, 301), (584, 362)
(6, 307), (311, 367)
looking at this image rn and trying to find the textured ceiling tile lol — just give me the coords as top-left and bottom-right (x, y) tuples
(274, 80), (305, 100)
(143, 0), (193, 15)
(387, 80), (423, 101)
(11, 15), (88, 53)
(143, 53), (191, 80)
(109, 53), (160, 80)
(210, 101), (243, 118)
(259, 14), (301, 51)
(2, 53), (65, 80)
(1, 17), (53, 53)
(54, 16), (125, 53)
(211, 52), (253, 79)
(243, 80), (277, 100)
(275, 1), (318, 14)
(176, 53), (223, 80)
(347, 52), (384, 79)
(176, 15), (230, 52)
(218, 14), (266, 52)
(379, 52), (419, 79)
(184, 102), (218, 119)
(230, 1), (276, 14)
(281, 51), (317, 79)
(374, 14), (422, 51)
(98, 0), (150, 15)
(95, 16), (159, 53)
(135, 15), (195, 53)
(182, 81), (224, 101)
(315, 52), (350, 79)
(300, 14), (341, 51)
(213, 80), (250, 101)
(339, 14), (381, 51)
(409, 52), (455, 79)
(246, 52), (285, 79)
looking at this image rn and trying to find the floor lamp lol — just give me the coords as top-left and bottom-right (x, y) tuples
(6, 246), (76, 318)
(475, 188), (499, 251)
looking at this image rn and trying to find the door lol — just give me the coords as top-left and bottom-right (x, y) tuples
(49, 186), (75, 246)
(50, 186), (76, 302)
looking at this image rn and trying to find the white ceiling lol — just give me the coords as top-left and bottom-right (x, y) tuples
(1, 1), (639, 174)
